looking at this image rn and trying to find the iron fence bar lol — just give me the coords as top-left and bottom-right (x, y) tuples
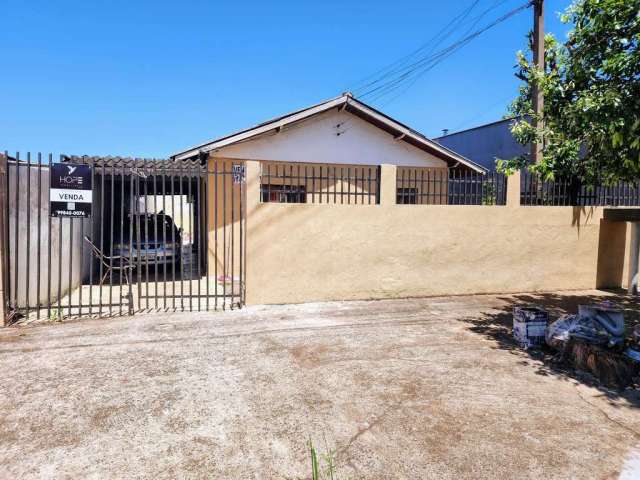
(25, 153), (31, 319)
(230, 167), (235, 310)
(179, 170), (185, 311)
(47, 154), (52, 319)
(129, 164), (136, 315)
(194, 171), (201, 311)
(98, 162), (105, 315)
(221, 163), (227, 310)
(108, 166), (115, 315)
(68, 211), (73, 318)
(135, 164), (143, 313)
(88, 162), (95, 316)
(13, 153), (19, 312)
(171, 172), (177, 311)
(118, 164), (126, 315)
(238, 166), (242, 307)
(204, 169), (210, 310)
(197, 172), (203, 311)
(187, 171), (193, 312)
(152, 169), (159, 311)
(143, 161), (151, 311)
(213, 161), (218, 310)
(57, 158), (63, 320)
(78, 164), (84, 317)
(162, 170), (168, 311)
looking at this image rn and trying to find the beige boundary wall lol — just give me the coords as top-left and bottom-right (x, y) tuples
(232, 161), (631, 305)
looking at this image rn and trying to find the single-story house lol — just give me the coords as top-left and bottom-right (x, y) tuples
(172, 92), (485, 178)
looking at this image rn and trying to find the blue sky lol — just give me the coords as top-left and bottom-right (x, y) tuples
(1, 0), (571, 158)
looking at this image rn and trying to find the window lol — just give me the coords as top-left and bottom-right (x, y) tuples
(261, 184), (307, 203)
(397, 187), (418, 204)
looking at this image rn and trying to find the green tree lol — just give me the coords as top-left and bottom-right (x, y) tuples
(499, 0), (640, 186)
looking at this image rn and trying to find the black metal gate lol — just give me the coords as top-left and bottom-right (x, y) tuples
(1, 152), (245, 324)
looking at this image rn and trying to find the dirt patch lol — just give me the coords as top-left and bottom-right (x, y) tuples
(0, 291), (638, 479)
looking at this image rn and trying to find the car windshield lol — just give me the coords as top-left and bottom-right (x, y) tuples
(120, 214), (180, 243)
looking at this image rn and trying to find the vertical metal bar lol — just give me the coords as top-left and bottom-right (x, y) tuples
(57, 156), (63, 320)
(267, 163), (271, 202)
(118, 163), (125, 315)
(142, 160), (151, 310)
(311, 164), (316, 204)
(46, 154), (53, 319)
(204, 166), (210, 310)
(135, 163), (143, 313)
(98, 162), (105, 315)
(327, 165), (331, 204)
(214, 160), (218, 310)
(25, 153), (31, 319)
(187, 170), (193, 311)
(222, 161), (227, 309)
(108, 164), (115, 315)
(239, 163), (244, 308)
(170, 171), (177, 311)
(152, 167), (159, 310)
(179, 169), (185, 311)
(36, 154), (42, 319)
(13, 153), (19, 313)
(68, 210), (73, 318)
(230, 166), (235, 310)
(88, 161), (95, 316)
(162, 168), (168, 311)
(195, 169), (201, 311)
(78, 162), (84, 317)
(129, 162), (135, 315)
(297, 164), (301, 203)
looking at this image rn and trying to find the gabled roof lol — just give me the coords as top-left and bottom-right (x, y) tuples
(172, 93), (486, 173)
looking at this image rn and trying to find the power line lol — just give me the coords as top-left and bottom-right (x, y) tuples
(352, 0), (514, 97)
(355, 1), (532, 104)
(350, 0), (482, 94)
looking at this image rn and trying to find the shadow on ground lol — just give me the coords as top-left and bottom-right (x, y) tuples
(459, 289), (640, 407)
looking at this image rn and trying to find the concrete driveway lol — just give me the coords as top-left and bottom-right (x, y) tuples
(0, 291), (639, 479)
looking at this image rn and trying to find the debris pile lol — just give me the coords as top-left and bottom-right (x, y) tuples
(513, 302), (640, 389)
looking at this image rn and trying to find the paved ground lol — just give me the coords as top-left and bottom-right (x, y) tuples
(0, 290), (639, 479)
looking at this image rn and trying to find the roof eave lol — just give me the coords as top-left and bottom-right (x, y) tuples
(172, 94), (486, 173)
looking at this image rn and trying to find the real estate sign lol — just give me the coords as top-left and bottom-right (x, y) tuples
(50, 163), (93, 218)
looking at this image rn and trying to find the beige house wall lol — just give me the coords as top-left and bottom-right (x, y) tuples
(236, 161), (630, 305)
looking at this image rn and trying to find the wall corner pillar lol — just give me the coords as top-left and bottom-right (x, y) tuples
(506, 170), (521, 208)
(379, 164), (396, 206)
(628, 222), (640, 295)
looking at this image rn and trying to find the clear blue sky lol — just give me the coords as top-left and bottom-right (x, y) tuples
(2, 0), (571, 158)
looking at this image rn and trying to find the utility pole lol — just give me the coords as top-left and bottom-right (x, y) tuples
(531, 0), (544, 164)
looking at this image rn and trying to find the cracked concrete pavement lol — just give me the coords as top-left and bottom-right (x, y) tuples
(0, 291), (639, 479)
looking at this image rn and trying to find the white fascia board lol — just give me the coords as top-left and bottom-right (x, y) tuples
(345, 99), (486, 173)
(173, 97), (347, 161)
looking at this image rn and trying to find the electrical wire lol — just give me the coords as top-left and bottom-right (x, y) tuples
(350, 0), (482, 95)
(355, 1), (532, 104)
